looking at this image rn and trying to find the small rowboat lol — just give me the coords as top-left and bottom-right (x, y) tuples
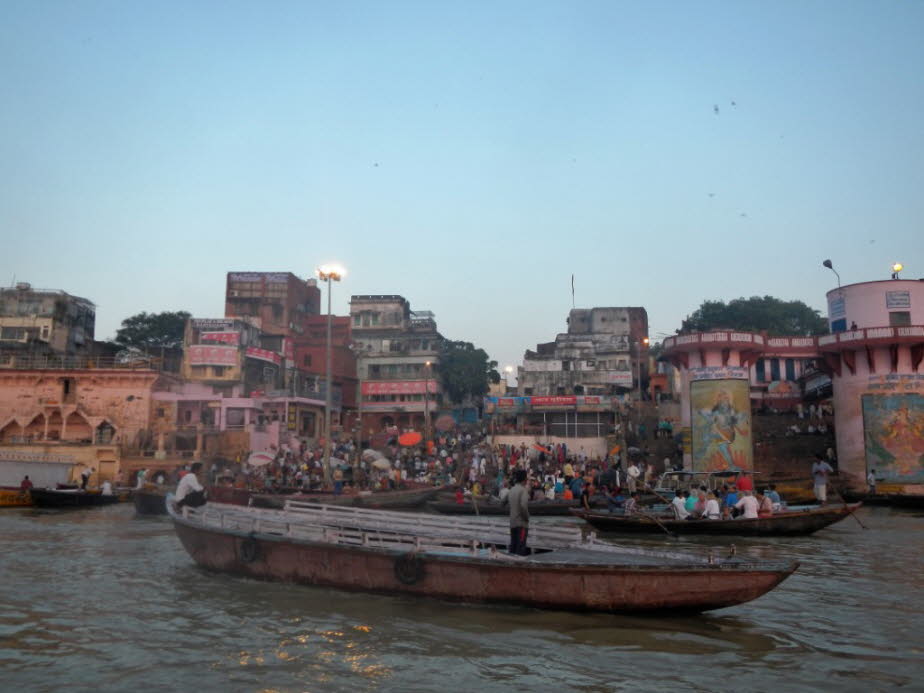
(0, 486), (33, 508)
(570, 503), (862, 536)
(169, 497), (798, 614)
(30, 488), (122, 508)
(133, 487), (169, 515)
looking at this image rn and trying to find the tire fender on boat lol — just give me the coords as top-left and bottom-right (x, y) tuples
(394, 552), (425, 585)
(240, 535), (260, 563)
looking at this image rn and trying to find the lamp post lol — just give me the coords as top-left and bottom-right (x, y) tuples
(822, 259), (841, 289)
(317, 264), (345, 487)
(892, 262), (904, 280)
(424, 360), (432, 443)
(636, 337), (649, 401)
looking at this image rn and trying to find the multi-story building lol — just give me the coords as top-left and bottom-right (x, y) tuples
(518, 307), (649, 397)
(0, 283), (95, 360)
(350, 295), (442, 434)
(224, 272), (321, 338)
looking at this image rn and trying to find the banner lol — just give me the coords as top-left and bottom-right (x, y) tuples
(245, 347), (282, 365)
(689, 366), (750, 381)
(690, 378), (752, 472)
(187, 345), (238, 367)
(362, 380), (438, 395)
(200, 331), (240, 345)
(191, 318), (235, 331)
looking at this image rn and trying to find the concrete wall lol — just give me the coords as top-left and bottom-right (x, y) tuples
(827, 279), (924, 329)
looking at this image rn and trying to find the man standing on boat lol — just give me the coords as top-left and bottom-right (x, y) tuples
(508, 469), (530, 556)
(812, 453), (835, 505)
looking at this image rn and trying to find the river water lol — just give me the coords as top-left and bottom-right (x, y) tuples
(1, 504), (922, 692)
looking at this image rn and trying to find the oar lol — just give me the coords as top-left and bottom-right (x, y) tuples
(635, 506), (677, 539)
(834, 484), (868, 530)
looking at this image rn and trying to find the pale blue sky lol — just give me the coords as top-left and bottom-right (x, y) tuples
(2, 1), (922, 371)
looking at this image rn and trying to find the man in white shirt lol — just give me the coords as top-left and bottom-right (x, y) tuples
(734, 491), (759, 519)
(812, 453), (835, 504)
(627, 463), (640, 493)
(176, 462), (206, 508)
(671, 490), (689, 520)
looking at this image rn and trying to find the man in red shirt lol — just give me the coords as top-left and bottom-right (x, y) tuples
(20, 476), (33, 492)
(736, 473), (754, 493)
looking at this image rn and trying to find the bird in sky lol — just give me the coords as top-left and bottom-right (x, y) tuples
(713, 104), (720, 115)
(708, 193), (716, 198)
(731, 100), (737, 107)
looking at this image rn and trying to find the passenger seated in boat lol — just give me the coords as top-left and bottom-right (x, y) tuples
(603, 485), (625, 513)
(455, 487), (465, 504)
(703, 492), (721, 519)
(692, 490), (707, 518)
(756, 492), (774, 518)
(724, 486), (740, 517)
(765, 485), (782, 512)
(671, 490), (690, 520)
(734, 490), (759, 519)
(176, 462), (206, 508)
(683, 490), (697, 515)
(623, 491), (640, 515)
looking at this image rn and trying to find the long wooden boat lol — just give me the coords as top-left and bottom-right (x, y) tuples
(133, 487), (169, 515)
(841, 490), (924, 509)
(168, 498), (798, 614)
(0, 486), (33, 508)
(251, 484), (443, 511)
(426, 498), (583, 516)
(570, 503), (862, 536)
(30, 488), (122, 508)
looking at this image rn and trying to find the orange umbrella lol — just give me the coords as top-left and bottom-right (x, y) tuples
(398, 431), (423, 447)
(532, 443), (548, 453)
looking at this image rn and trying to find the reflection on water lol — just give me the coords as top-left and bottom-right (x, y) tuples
(1, 505), (922, 691)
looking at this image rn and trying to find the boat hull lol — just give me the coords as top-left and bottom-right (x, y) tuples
(572, 503), (862, 536)
(171, 516), (796, 613)
(0, 487), (32, 508)
(30, 488), (122, 508)
(133, 488), (168, 515)
(427, 499), (581, 516)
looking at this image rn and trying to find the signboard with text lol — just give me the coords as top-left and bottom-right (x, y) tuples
(200, 331), (240, 345)
(245, 347), (282, 365)
(362, 380), (439, 395)
(187, 345), (238, 367)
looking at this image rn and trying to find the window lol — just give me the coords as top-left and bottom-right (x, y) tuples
(303, 354), (312, 367)
(889, 311), (911, 326)
(213, 366), (226, 377)
(756, 359), (766, 383)
(770, 359), (781, 382)
(156, 408), (166, 418)
(785, 359), (795, 381)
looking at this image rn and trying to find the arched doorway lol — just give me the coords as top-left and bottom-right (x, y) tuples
(0, 419), (22, 443)
(64, 412), (92, 442)
(23, 413), (46, 441)
(47, 410), (63, 440)
(95, 421), (116, 444)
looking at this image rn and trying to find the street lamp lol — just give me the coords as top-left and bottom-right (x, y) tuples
(822, 259), (841, 289)
(636, 337), (650, 401)
(317, 263), (346, 488)
(424, 360), (432, 444)
(892, 262), (904, 280)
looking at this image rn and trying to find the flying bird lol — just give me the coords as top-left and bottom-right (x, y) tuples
(713, 104), (720, 115)
(731, 100), (737, 106)
(708, 193), (716, 198)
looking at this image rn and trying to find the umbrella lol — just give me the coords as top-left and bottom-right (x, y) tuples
(372, 458), (391, 470)
(532, 443), (549, 453)
(247, 452), (274, 467)
(328, 457), (347, 468)
(398, 432), (423, 447)
(434, 415), (455, 432)
(362, 449), (385, 461)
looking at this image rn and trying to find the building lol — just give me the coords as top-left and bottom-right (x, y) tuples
(350, 295), (442, 435)
(0, 283), (95, 360)
(517, 307), (649, 397)
(224, 272), (321, 338)
(293, 314), (357, 411)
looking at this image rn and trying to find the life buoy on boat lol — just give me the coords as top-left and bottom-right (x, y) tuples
(240, 535), (260, 563)
(394, 552), (425, 585)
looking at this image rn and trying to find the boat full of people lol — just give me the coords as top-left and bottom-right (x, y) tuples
(168, 498), (798, 613)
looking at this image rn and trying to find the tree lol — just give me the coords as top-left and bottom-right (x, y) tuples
(113, 311), (191, 349)
(437, 340), (500, 404)
(679, 296), (827, 336)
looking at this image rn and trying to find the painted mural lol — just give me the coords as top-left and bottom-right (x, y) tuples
(691, 378), (752, 472)
(861, 394), (924, 483)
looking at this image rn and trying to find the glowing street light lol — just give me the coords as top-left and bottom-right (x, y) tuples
(316, 263), (346, 487)
(892, 263), (904, 279)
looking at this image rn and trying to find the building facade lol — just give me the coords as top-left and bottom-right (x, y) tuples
(350, 295), (442, 435)
(517, 307), (649, 396)
(0, 283), (95, 360)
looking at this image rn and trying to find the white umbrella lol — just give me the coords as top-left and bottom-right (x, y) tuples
(247, 452), (274, 467)
(371, 458), (391, 471)
(362, 449), (386, 461)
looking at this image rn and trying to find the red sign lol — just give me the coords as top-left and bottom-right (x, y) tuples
(362, 380), (439, 395)
(246, 347), (282, 365)
(283, 338), (294, 362)
(584, 396), (601, 405)
(200, 331), (240, 345)
(187, 345), (238, 366)
(498, 398), (517, 408)
(531, 396), (577, 406)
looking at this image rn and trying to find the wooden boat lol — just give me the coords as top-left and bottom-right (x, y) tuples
(570, 502), (862, 536)
(30, 488), (122, 508)
(251, 484), (443, 511)
(133, 487), (168, 515)
(168, 498), (798, 614)
(426, 498), (584, 516)
(0, 486), (33, 508)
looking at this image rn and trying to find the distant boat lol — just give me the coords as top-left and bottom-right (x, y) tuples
(30, 488), (121, 508)
(0, 486), (33, 508)
(169, 498), (798, 614)
(133, 487), (169, 515)
(570, 503), (862, 536)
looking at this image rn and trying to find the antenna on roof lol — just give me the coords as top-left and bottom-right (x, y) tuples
(571, 274), (575, 309)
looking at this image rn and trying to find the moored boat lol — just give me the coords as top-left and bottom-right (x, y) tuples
(30, 488), (122, 508)
(251, 484), (443, 510)
(570, 502), (863, 536)
(0, 486), (33, 508)
(168, 498), (798, 613)
(133, 487), (169, 515)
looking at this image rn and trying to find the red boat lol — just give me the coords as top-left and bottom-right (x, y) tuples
(169, 499), (798, 614)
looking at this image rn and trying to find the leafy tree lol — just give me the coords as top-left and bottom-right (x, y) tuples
(113, 311), (191, 349)
(679, 296), (827, 336)
(437, 340), (500, 404)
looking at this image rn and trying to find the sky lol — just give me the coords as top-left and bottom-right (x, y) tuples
(2, 1), (923, 375)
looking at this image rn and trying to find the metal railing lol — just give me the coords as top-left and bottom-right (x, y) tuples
(0, 352), (181, 372)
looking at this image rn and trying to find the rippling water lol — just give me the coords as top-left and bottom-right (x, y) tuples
(1, 504), (922, 692)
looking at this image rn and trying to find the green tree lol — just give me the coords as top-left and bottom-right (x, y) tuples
(113, 311), (191, 349)
(679, 296), (827, 336)
(437, 340), (500, 404)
